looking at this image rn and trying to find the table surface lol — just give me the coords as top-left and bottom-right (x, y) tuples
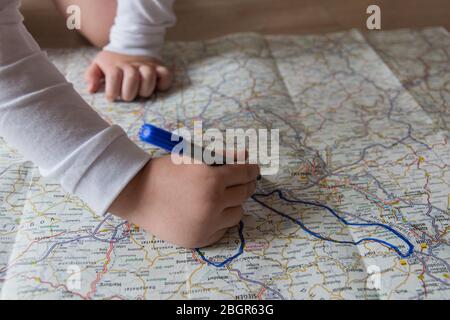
(21, 0), (450, 47)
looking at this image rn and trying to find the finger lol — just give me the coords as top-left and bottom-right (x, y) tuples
(121, 65), (140, 101)
(85, 63), (104, 93)
(219, 163), (260, 187)
(138, 65), (157, 98)
(105, 66), (123, 101)
(203, 228), (228, 247)
(155, 65), (172, 91)
(223, 180), (256, 208)
(218, 206), (244, 229)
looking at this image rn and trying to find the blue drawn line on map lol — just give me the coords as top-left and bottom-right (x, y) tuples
(195, 189), (415, 268)
(252, 189), (414, 258)
(195, 221), (245, 267)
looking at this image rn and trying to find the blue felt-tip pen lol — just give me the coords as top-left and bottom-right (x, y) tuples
(139, 123), (224, 165)
(139, 123), (262, 180)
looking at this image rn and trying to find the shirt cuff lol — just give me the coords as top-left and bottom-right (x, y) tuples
(72, 134), (151, 215)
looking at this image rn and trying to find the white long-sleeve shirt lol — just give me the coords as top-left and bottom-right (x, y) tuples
(0, 0), (175, 214)
(105, 0), (176, 59)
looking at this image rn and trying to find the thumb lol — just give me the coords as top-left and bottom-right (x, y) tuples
(85, 62), (104, 93)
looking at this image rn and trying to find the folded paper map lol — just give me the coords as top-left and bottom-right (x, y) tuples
(0, 28), (449, 299)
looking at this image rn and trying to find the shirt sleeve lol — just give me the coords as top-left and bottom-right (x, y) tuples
(0, 0), (151, 215)
(104, 0), (176, 60)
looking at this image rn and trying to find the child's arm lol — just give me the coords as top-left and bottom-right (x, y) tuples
(86, 0), (176, 101)
(0, 0), (259, 248)
(0, 0), (151, 215)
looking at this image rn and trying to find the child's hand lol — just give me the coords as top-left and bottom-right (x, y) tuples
(85, 50), (172, 101)
(108, 155), (260, 248)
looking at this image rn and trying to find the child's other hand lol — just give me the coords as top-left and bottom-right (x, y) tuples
(108, 155), (260, 248)
(85, 50), (172, 101)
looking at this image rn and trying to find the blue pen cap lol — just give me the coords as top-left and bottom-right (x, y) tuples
(139, 123), (184, 153)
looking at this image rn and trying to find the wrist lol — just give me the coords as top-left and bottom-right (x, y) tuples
(108, 162), (147, 220)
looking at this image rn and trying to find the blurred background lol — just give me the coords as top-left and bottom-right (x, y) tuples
(21, 0), (450, 47)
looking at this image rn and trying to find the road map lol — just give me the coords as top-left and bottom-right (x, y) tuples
(0, 28), (449, 299)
